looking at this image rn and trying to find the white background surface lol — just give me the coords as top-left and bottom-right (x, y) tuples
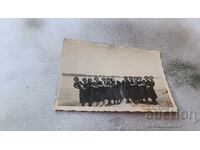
(1, 19), (200, 130)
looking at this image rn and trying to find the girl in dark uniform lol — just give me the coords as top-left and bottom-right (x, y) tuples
(129, 76), (137, 103)
(106, 78), (113, 106)
(101, 77), (107, 106)
(94, 76), (103, 106)
(147, 76), (158, 104)
(122, 76), (131, 103)
(82, 78), (88, 106)
(73, 76), (85, 106)
(116, 80), (123, 104)
(91, 78), (99, 106)
(144, 76), (150, 103)
(134, 76), (139, 102)
(137, 76), (148, 103)
(111, 78), (118, 105)
(87, 78), (93, 106)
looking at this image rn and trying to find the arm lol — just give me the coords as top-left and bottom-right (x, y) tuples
(91, 84), (98, 88)
(98, 82), (104, 88)
(73, 83), (79, 89)
(150, 81), (155, 87)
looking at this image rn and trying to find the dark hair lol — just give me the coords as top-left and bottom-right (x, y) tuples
(149, 76), (153, 79)
(94, 76), (98, 80)
(88, 78), (92, 82)
(73, 76), (79, 81)
(82, 78), (87, 81)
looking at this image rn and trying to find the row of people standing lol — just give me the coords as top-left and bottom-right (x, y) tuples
(122, 76), (158, 104)
(73, 76), (158, 107)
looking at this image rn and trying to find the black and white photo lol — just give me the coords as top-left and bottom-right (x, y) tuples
(54, 39), (177, 112)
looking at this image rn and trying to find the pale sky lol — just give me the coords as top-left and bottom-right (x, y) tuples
(62, 39), (163, 77)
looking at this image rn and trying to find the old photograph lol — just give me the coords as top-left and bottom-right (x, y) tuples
(54, 39), (177, 112)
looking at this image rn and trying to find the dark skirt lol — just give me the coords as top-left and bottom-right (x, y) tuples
(134, 86), (140, 100)
(101, 87), (108, 101)
(147, 88), (158, 99)
(88, 88), (97, 103)
(93, 88), (99, 102)
(96, 90), (102, 102)
(79, 89), (86, 104)
(119, 86), (124, 99)
(83, 88), (90, 103)
(117, 87), (123, 100)
(129, 86), (138, 100)
(97, 87), (105, 102)
(107, 88), (114, 100)
(123, 87), (129, 99)
(104, 87), (109, 100)
(139, 86), (147, 99)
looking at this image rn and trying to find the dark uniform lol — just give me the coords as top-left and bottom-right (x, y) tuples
(93, 77), (103, 106)
(96, 80), (104, 103)
(138, 78), (148, 102)
(146, 78), (158, 104)
(91, 81), (98, 104)
(106, 78), (113, 105)
(103, 78), (110, 105)
(122, 77), (131, 103)
(116, 80), (123, 104)
(111, 80), (123, 104)
(111, 79), (118, 104)
(87, 78), (93, 106)
(129, 78), (137, 103)
(134, 77), (139, 102)
(81, 79), (88, 105)
(118, 80), (124, 103)
(73, 80), (85, 106)
(101, 78), (107, 105)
